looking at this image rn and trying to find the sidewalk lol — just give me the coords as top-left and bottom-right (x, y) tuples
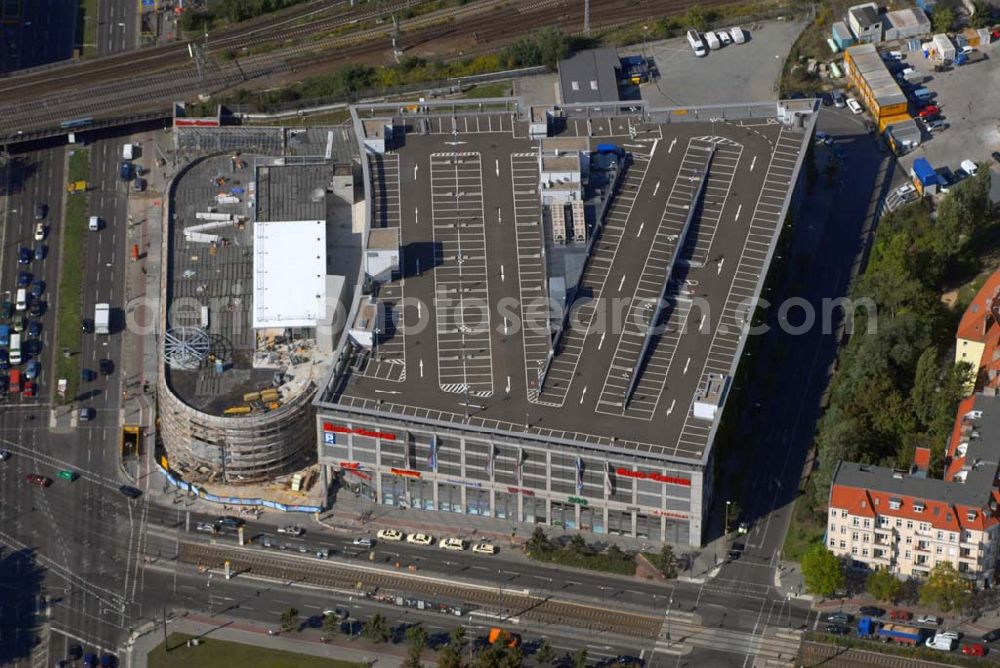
(128, 611), (404, 667)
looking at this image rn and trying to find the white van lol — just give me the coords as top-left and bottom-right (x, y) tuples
(730, 26), (747, 44)
(15, 289), (27, 312)
(704, 31), (721, 50)
(122, 143), (134, 160)
(961, 159), (979, 176)
(88, 216), (101, 231)
(925, 634), (956, 651)
(687, 30), (707, 57)
(9, 333), (21, 365)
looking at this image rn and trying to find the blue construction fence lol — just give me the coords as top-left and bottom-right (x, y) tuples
(155, 461), (322, 513)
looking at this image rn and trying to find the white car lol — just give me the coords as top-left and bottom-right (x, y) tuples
(406, 532), (433, 545)
(960, 159), (979, 177)
(917, 614), (941, 625)
(717, 30), (732, 46)
(895, 183), (917, 200)
(33, 223), (45, 241)
(846, 98), (863, 114)
(376, 528), (404, 541)
(438, 537), (467, 551)
(352, 537), (374, 548)
(472, 542), (498, 555)
(277, 525), (303, 536)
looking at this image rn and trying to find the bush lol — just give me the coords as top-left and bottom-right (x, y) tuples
(526, 532), (636, 576)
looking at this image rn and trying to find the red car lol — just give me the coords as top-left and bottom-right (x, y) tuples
(963, 643), (987, 656)
(918, 105), (940, 120)
(23, 380), (36, 397)
(25, 474), (51, 488)
(889, 609), (912, 620)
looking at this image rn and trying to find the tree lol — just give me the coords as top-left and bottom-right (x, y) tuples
(656, 544), (678, 578)
(932, 5), (955, 32)
(920, 562), (971, 612)
(527, 526), (550, 554)
(363, 613), (390, 643)
(322, 612), (340, 640)
(866, 569), (904, 603)
(503, 645), (524, 668)
(475, 643), (506, 668)
(450, 625), (467, 649)
(568, 534), (588, 555)
(971, 0), (993, 27)
(535, 639), (556, 666)
(279, 607), (299, 633)
(801, 545), (845, 597)
(437, 646), (462, 668)
(571, 648), (588, 668)
(405, 624), (429, 668)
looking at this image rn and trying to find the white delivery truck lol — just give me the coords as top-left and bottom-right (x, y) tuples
(730, 26), (747, 43)
(704, 31), (721, 50)
(122, 143), (134, 160)
(95, 303), (110, 335)
(687, 29), (707, 57)
(9, 333), (21, 365)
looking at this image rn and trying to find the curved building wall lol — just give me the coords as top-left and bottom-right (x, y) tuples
(158, 376), (316, 483)
(157, 154), (317, 484)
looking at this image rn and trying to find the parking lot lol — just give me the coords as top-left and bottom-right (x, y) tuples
(623, 19), (807, 107)
(892, 41), (1000, 176)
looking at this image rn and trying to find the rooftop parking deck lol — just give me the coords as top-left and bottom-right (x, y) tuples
(323, 108), (811, 465)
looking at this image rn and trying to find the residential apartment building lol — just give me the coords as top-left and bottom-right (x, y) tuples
(954, 268), (1000, 393)
(827, 394), (1000, 587)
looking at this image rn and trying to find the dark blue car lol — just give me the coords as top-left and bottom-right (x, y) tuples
(33, 245), (46, 261)
(16, 271), (31, 287)
(17, 247), (30, 264)
(27, 321), (40, 338)
(30, 280), (44, 298)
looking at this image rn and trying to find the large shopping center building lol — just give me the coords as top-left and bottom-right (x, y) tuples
(314, 98), (815, 546)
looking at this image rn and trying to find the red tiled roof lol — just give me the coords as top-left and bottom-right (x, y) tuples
(831, 482), (997, 532)
(956, 270), (1000, 343)
(913, 447), (931, 471)
(946, 396), (978, 481)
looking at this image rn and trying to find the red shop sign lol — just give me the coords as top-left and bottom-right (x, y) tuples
(615, 468), (690, 487)
(323, 422), (397, 441)
(390, 468), (422, 479)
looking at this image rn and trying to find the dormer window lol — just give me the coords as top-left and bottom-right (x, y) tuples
(967, 511), (977, 522)
(913, 502), (925, 513)
(889, 498), (901, 510)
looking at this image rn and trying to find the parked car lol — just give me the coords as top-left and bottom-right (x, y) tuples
(23, 380), (36, 397)
(406, 533), (433, 546)
(926, 119), (948, 132)
(438, 537), (466, 551)
(25, 360), (39, 380)
(352, 537), (374, 548)
(831, 90), (845, 108)
(859, 606), (885, 617)
(826, 625), (849, 635)
(826, 612), (851, 624)
(277, 525), (304, 536)
(960, 159), (979, 177)
(846, 97), (863, 114)
(216, 516), (243, 527)
(917, 614), (941, 625)
(473, 542), (498, 555)
(376, 529), (404, 541)
(962, 643), (987, 656)
(983, 628), (1000, 643)
(918, 105), (940, 120)
(728, 542), (745, 560)
(0, 301), (11, 319)
(889, 609), (912, 620)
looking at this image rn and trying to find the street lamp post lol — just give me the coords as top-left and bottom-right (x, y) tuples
(665, 593), (674, 645)
(725, 500), (732, 535)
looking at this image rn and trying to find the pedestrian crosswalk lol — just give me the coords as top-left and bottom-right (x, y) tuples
(648, 614), (802, 665)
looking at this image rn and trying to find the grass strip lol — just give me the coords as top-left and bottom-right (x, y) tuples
(147, 633), (364, 668)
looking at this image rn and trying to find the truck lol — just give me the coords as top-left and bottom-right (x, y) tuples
(66, 180), (88, 194)
(122, 143), (134, 160)
(857, 616), (877, 637)
(704, 30), (721, 50)
(877, 623), (924, 645)
(955, 49), (986, 65)
(596, 143), (625, 157)
(488, 627), (521, 648)
(0, 324), (9, 347)
(121, 426), (141, 457)
(95, 303), (110, 334)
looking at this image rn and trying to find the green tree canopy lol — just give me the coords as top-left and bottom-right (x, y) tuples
(801, 545), (845, 597)
(920, 562), (971, 612)
(866, 569), (904, 603)
(932, 5), (955, 32)
(363, 613), (390, 643)
(279, 607), (299, 632)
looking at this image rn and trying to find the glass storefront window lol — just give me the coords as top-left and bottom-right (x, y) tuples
(608, 510), (632, 536)
(524, 497), (546, 524)
(494, 492), (516, 520)
(438, 482), (462, 513)
(551, 502), (577, 529)
(466, 489), (490, 516)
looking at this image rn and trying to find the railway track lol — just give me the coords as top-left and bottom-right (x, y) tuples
(178, 541), (664, 638)
(0, 0), (757, 136)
